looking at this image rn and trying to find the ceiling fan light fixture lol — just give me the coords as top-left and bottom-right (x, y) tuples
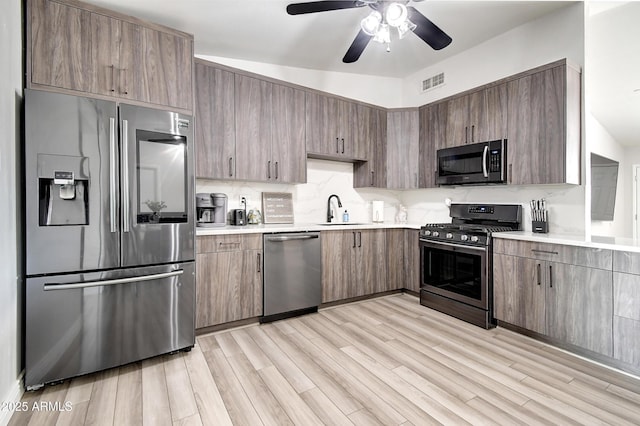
(397, 19), (417, 39)
(386, 3), (408, 27)
(373, 23), (391, 44)
(361, 11), (382, 36)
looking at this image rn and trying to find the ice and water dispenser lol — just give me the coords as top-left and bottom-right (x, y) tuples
(37, 154), (89, 226)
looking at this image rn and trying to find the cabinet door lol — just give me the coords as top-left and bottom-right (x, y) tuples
(352, 103), (372, 161)
(194, 62), (236, 179)
(472, 84), (508, 143)
(29, 0), (94, 93)
(195, 249), (262, 328)
(321, 231), (353, 303)
(356, 230), (387, 296)
(337, 100), (357, 158)
(90, 13), (121, 97)
(271, 84), (306, 183)
(234, 75), (272, 181)
(305, 92), (339, 156)
(386, 110), (419, 189)
(493, 254), (546, 334)
(404, 230), (420, 292)
(385, 229), (405, 291)
(446, 95), (469, 146)
(354, 108), (386, 188)
(419, 102), (446, 188)
(546, 262), (613, 356)
(120, 23), (193, 110)
(613, 272), (640, 365)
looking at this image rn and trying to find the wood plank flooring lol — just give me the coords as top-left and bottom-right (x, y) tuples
(10, 294), (640, 425)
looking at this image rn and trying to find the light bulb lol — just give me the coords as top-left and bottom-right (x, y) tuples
(397, 19), (417, 39)
(386, 3), (408, 28)
(373, 23), (390, 44)
(361, 11), (382, 36)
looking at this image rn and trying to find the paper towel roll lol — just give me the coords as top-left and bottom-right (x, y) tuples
(372, 201), (384, 223)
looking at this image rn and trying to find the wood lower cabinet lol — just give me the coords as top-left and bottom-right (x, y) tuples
(613, 251), (640, 366)
(195, 234), (262, 328)
(493, 239), (613, 357)
(402, 229), (421, 292)
(321, 229), (387, 303)
(27, 0), (193, 112)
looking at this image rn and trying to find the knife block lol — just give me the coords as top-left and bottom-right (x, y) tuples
(532, 221), (549, 233)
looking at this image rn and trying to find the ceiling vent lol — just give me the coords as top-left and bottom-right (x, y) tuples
(421, 72), (445, 93)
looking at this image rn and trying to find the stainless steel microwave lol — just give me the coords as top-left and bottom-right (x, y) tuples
(436, 139), (507, 185)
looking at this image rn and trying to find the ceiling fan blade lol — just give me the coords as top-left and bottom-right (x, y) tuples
(343, 29), (372, 63)
(407, 6), (452, 50)
(286, 1), (364, 15)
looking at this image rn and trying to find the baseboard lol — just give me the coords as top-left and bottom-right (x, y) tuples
(0, 373), (24, 426)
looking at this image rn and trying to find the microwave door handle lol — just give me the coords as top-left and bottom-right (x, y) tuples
(482, 145), (489, 178)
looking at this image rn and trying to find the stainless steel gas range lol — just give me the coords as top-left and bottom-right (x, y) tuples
(419, 204), (522, 329)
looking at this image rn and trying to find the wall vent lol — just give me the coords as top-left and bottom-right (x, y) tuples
(421, 72), (445, 93)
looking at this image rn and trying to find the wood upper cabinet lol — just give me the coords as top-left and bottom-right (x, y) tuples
(507, 64), (580, 185)
(321, 229), (387, 303)
(386, 109), (419, 189)
(493, 238), (613, 357)
(194, 60), (235, 179)
(28, 0), (193, 112)
(194, 61), (306, 183)
(446, 84), (508, 146)
(305, 92), (368, 161)
(418, 102), (446, 188)
(195, 234), (262, 328)
(354, 108), (386, 188)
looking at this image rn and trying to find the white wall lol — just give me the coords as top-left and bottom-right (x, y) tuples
(196, 55), (404, 108)
(623, 148), (640, 238)
(401, 2), (585, 106)
(0, 0), (23, 423)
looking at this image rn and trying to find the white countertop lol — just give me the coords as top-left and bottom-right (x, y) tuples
(196, 222), (421, 236)
(494, 231), (640, 253)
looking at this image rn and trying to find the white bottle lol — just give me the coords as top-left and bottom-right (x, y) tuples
(342, 210), (349, 222)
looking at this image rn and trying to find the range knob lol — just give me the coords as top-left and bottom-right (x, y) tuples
(446, 233), (454, 239)
(423, 230), (431, 236)
(432, 231), (440, 237)
(470, 235), (480, 243)
(460, 234), (469, 241)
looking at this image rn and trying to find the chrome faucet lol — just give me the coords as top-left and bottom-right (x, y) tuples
(327, 194), (342, 223)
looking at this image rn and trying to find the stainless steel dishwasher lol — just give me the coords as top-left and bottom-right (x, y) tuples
(262, 232), (322, 322)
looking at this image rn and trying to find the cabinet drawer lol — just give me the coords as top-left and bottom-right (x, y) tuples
(196, 234), (262, 253)
(613, 250), (640, 274)
(493, 238), (612, 270)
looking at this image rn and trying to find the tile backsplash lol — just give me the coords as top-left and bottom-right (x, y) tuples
(197, 159), (586, 234)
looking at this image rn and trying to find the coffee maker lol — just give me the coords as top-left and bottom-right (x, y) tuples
(196, 193), (227, 227)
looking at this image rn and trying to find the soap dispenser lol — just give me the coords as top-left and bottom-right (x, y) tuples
(342, 210), (349, 222)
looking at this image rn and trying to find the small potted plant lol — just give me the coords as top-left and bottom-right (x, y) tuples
(144, 200), (167, 223)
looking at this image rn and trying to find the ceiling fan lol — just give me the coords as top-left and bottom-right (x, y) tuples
(286, 0), (452, 63)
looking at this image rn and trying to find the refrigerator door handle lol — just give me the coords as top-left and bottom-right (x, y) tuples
(43, 269), (184, 291)
(109, 117), (118, 233)
(121, 119), (130, 233)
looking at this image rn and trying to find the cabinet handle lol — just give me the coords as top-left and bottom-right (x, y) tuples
(549, 265), (553, 288)
(275, 162), (279, 180)
(257, 253), (261, 273)
(219, 242), (241, 248)
(336, 137), (340, 153)
(415, 172), (418, 187)
(471, 125), (475, 143)
(229, 157), (234, 177)
(531, 249), (559, 255)
(268, 160), (271, 179)
(341, 138), (345, 154)
(119, 68), (128, 95)
(465, 126), (468, 144)
(370, 170), (374, 186)
(353, 231), (357, 248)
(537, 263), (541, 286)
(110, 65), (115, 92)
(358, 232), (362, 248)
(508, 164), (512, 184)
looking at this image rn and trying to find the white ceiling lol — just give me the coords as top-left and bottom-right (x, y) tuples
(84, 0), (573, 78)
(82, 0), (638, 147)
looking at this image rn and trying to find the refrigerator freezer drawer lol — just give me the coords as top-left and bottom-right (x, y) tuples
(25, 262), (195, 389)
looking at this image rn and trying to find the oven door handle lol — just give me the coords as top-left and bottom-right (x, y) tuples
(419, 239), (488, 252)
(482, 145), (489, 178)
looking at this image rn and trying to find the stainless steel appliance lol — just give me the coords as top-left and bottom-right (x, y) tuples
(262, 232), (322, 322)
(196, 193), (227, 227)
(230, 209), (246, 226)
(437, 139), (507, 185)
(419, 204), (521, 328)
(24, 89), (195, 389)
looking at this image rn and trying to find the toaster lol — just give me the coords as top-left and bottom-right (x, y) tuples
(230, 209), (246, 226)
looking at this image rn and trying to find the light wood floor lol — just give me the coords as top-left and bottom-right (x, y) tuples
(10, 293), (640, 426)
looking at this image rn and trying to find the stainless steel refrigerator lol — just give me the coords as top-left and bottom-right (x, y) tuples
(24, 89), (195, 389)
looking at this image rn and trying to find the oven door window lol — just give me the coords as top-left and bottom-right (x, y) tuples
(422, 244), (484, 302)
(136, 130), (188, 224)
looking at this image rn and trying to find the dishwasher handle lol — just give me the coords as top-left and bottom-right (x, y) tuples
(266, 234), (319, 242)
